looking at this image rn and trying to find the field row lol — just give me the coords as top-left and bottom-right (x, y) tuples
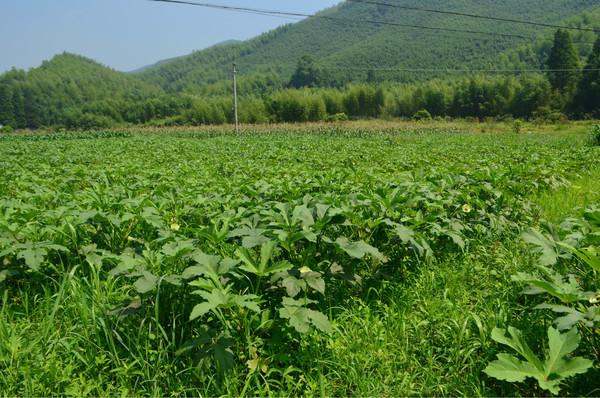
(0, 126), (598, 396)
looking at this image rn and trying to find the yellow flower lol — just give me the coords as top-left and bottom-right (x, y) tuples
(462, 204), (472, 213)
(170, 223), (180, 231)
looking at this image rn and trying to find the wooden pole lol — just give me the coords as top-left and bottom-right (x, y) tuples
(233, 62), (238, 133)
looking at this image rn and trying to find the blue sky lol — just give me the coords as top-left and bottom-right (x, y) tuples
(0, 0), (341, 73)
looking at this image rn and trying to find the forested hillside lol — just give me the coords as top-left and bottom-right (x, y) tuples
(498, 9), (600, 70)
(1, 0), (600, 130)
(0, 53), (163, 128)
(137, 0), (600, 93)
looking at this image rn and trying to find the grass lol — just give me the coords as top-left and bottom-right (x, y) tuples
(534, 170), (600, 224)
(1, 240), (585, 397)
(290, 242), (541, 397)
(0, 122), (598, 396)
(0, 245), (526, 396)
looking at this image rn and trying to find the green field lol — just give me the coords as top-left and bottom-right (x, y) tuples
(1, 123), (599, 396)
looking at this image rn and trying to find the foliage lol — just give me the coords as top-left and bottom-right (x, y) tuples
(1, 57), (600, 130)
(136, 0), (600, 90)
(484, 326), (593, 394)
(574, 36), (600, 117)
(591, 124), (600, 146)
(487, 205), (600, 392)
(412, 109), (432, 121)
(512, 119), (522, 134)
(2, 5), (600, 130)
(546, 29), (581, 94)
(324, 112), (348, 122)
(288, 54), (325, 89)
(0, 125), (598, 395)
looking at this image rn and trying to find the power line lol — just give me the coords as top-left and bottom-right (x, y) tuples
(347, 0), (600, 34)
(236, 62), (600, 74)
(148, 0), (597, 44)
(148, 0), (312, 19)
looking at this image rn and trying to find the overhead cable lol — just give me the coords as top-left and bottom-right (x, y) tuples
(148, 0), (597, 44)
(238, 62), (600, 74)
(347, 0), (600, 34)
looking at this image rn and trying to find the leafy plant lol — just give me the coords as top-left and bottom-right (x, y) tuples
(590, 124), (600, 146)
(487, 205), (600, 392)
(412, 109), (432, 121)
(512, 119), (522, 134)
(1, 125), (598, 395)
(484, 326), (593, 394)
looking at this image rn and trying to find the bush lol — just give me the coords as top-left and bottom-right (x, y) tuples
(0, 125), (14, 134)
(412, 109), (432, 121)
(512, 119), (522, 134)
(325, 113), (349, 122)
(590, 124), (600, 146)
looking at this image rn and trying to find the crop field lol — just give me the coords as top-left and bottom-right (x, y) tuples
(0, 123), (599, 396)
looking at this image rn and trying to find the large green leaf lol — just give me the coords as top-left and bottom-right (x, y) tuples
(536, 303), (600, 331)
(280, 275), (306, 298)
(490, 327), (543, 370)
(512, 265), (590, 303)
(236, 240), (293, 277)
(161, 239), (195, 260)
(484, 326), (594, 394)
(190, 289), (259, 321)
(328, 236), (385, 261)
(175, 327), (235, 372)
(484, 353), (539, 382)
(557, 242), (600, 273)
(140, 206), (164, 229)
(521, 228), (569, 266)
(134, 271), (159, 294)
(79, 244), (104, 268)
(17, 243), (46, 271)
(278, 269), (325, 297)
(184, 251), (239, 281)
(13, 241), (68, 271)
(279, 297), (332, 334)
(213, 336), (235, 372)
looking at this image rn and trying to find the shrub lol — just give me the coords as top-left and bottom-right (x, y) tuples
(0, 125), (14, 134)
(590, 124), (600, 146)
(412, 109), (432, 121)
(325, 113), (349, 122)
(512, 119), (522, 134)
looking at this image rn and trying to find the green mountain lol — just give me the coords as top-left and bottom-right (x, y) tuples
(128, 40), (243, 74)
(137, 0), (600, 93)
(0, 53), (162, 128)
(2, 0), (600, 130)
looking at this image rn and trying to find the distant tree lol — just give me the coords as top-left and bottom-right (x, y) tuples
(545, 29), (580, 94)
(0, 83), (16, 127)
(288, 54), (323, 89)
(22, 84), (42, 128)
(573, 35), (600, 116)
(11, 86), (26, 128)
(366, 69), (377, 84)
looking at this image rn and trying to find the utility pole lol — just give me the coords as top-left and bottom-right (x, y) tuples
(233, 62), (238, 134)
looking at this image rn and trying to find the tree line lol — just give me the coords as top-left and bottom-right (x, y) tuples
(0, 31), (599, 131)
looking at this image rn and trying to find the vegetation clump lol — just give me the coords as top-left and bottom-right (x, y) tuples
(590, 124), (600, 146)
(0, 125), (598, 396)
(412, 109), (432, 121)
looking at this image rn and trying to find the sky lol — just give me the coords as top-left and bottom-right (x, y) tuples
(0, 0), (341, 74)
